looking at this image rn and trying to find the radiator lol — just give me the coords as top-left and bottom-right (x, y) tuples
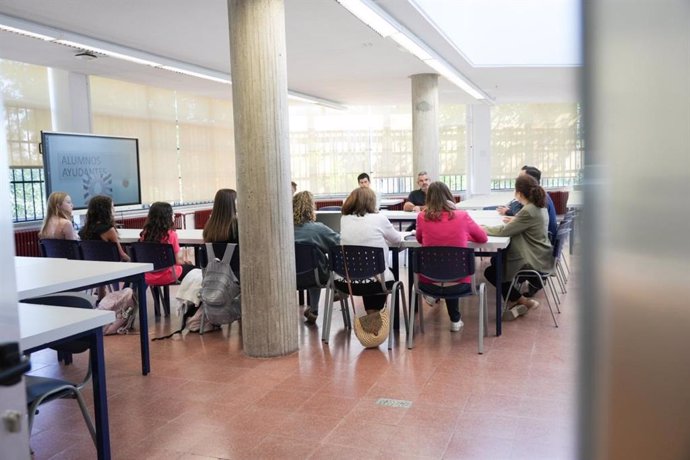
(194, 209), (212, 229)
(15, 229), (41, 257)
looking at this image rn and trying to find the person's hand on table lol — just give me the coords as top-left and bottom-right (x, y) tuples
(502, 216), (514, 224)
(497, 206), (508, 215)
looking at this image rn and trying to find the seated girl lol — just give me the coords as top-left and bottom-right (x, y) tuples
(39, 192), (78, 240)
(139, 201), (195, 285)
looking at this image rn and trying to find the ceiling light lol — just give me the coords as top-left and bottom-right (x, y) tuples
(333, 0), (487, 100)
(390, 32), (432, 61)
(0, 24), (55, 41)
(159, 65), (231, 84)
(288, 91), (348, 111)
(335, 0), (397, 37)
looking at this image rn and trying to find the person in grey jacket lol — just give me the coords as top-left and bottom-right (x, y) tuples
(293, 191), (340, 325)
(483, 175), (554, 320)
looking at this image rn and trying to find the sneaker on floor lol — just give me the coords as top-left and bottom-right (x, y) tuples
(502, 305), (528, 321)
(450, 319), (464, 332)
(303, 309), (318, 325)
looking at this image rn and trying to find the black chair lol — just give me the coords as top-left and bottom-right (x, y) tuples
(295, 242), (340, 320)
(79, 240), (122, 292)
(128, 242), (178, 317)
(22, 293), (97, 446)
(79, 240), (121, 262)
(322, 245), (407, 350)
(409, 247), (487, 353)
(39, 238), (82, 260)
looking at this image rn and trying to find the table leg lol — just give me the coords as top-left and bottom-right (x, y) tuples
(391, 248), (400, 330)
(136, 274), (150, 375)
(495, 249), (504, 336)
(88, 328), (111, 460)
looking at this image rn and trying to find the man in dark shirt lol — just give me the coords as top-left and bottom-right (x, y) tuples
(404, 171), (430, 212)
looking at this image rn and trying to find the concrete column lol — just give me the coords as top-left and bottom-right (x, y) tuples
(411, 74), (439, 180)
(47, 69), (92, 133)
(465, 104), (491, 195)
(228, 0), (298, 357)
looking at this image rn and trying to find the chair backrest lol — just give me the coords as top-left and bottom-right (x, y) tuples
(79, 240), (121, 262)
(295, 242), (324, 289)
(413, 246), (476, 282)
(129, 241), (176, 273)
(552, 228), (570, 260)
(328, 245), (386, 281)
(198, 242), (240, 280)
(39, 238), (82, 260)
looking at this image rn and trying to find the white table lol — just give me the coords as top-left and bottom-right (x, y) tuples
(20, 303), (115, 459)
(456, 192), (516, 210)
(15, 257), (154, 375)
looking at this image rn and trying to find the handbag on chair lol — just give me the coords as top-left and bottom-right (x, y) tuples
(341, 246), (390, 348)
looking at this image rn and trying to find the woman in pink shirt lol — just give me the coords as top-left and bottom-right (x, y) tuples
(139, 202), (195, 286)
(415, 182), (488, 332)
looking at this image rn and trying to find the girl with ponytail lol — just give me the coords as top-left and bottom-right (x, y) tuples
(483, 175), (554, 320)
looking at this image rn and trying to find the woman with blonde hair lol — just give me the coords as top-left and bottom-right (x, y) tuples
(293, 191), (340, 324)
(39, 192), (78, 240)
(339, 187), (402, 311)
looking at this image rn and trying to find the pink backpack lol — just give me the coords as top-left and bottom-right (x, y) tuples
(97, 287), (137, 335)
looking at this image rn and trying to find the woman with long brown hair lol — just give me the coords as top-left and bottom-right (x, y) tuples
(483, 175), (554, 320)
(415, 181), (487, 332)
(202, 188), (239, 244)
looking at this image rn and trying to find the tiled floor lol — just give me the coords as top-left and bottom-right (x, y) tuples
(27, 256), (578, 459)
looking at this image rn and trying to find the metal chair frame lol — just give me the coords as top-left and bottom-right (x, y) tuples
(129, 242), (179, 317)
(409, 246), (488, 354)
(322, 245), (407, 350)
(22, 292), (97, 446)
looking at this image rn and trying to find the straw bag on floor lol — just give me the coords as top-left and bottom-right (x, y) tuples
(341, 247), (390, 348)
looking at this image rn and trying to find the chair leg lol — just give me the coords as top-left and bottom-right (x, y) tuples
(163, 286), (171, 316)
(72, 388), (97, 445)
(407, 293), (417, 349)
(536, 276), (559, 327)
(478, 283), (486, 354)
(322, 283), (334, 343)
(150, 286), (161, 317)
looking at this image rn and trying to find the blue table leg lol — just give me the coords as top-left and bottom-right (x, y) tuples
(137, 274), (150, 375)
(391, 248), (400, 330)
(88, 328), (111, 460)
(495, 249), (504, 336)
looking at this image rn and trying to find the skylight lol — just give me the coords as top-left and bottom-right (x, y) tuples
(413, 0), (582, 67)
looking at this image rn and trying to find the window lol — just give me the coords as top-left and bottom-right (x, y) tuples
(491, 103), (583, 189)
